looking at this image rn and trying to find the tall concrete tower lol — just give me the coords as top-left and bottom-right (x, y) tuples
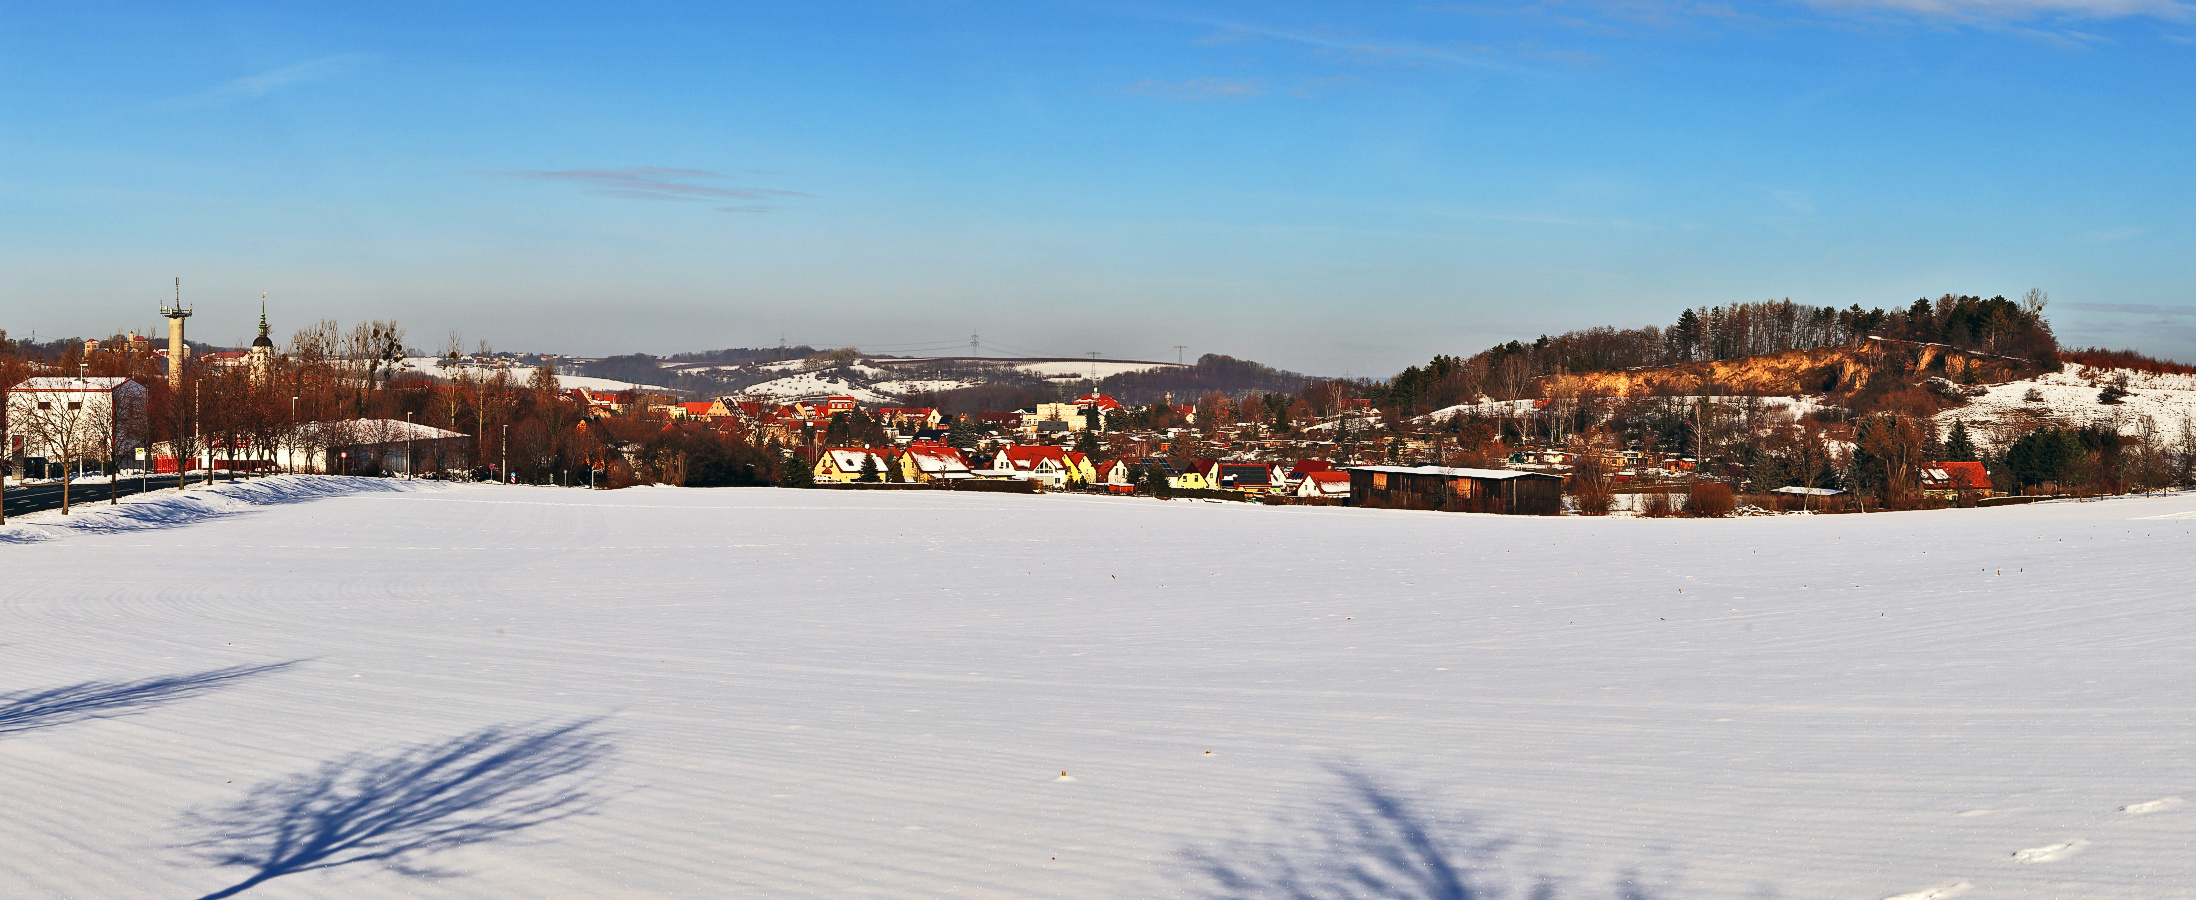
(160, 277), (193, 388)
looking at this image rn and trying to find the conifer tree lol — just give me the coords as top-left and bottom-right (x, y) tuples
(858, 452), (880, 483)
(777, 455), (814, 488)
(1945, 420), (1978, 462)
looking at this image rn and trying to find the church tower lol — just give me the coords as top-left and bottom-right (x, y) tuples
(248, 296), (275, 385)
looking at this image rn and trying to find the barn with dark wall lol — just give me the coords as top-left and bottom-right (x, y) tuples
(1346, 465), (1564, 515)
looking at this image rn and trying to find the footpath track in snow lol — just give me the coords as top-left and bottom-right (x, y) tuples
(2, 479), (2193, 898)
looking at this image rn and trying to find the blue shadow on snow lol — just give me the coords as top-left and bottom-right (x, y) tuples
(178, 719), (614, 899)
(0, 662), (297, 737)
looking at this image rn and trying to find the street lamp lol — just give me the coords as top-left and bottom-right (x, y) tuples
(501, 423), (507, 484)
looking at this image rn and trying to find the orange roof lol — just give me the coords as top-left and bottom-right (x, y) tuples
(1940, 460), (1990, 489)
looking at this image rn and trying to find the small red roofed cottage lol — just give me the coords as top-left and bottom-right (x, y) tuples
(1295, 470), (1352, 499)
(1921, 460), (1994, 500)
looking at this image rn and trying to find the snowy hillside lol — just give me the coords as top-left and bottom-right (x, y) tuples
(1940, 366), (2196, 447)
(734, 370), (902, 404)
(4, 480), (2193, 898)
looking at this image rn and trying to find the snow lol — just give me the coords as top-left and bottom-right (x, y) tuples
(734, 371), (898, 404)
(4, 479), (2196, 898)
(1008, 360), (1180, 379)
(552, 374), (675, 393)
(871, 378), (980, 395)
(1941, 367), (2196, 447)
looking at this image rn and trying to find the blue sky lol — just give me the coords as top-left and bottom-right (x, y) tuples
(2, 1), (2192, 374)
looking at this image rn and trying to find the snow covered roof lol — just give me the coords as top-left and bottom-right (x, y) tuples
(1346, 465), (1551, 480)
(11, 376), (138, 391)
(901, 445), (970, 473)
(823, 448), (887, 472)
(302, 419), (469, 442)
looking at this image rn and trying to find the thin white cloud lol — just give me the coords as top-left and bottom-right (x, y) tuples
(170, 54), (375, 108)
(1123, 77), (1267, 100)
(480, 166), (812, 211)
(1767, 188), (1816, 215)
(1807, 0), (2192, 20)
(2075, 225), (2146, 243)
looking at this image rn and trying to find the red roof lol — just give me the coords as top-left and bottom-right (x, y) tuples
(1940, 460), (1989, 489)
(1075, 393), (1124, 411)
(999, 446), (1068, 470)
(1288, 459), (1333, 477)
(1304, 471), (1350, 483)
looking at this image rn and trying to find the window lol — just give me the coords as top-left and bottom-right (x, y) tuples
(67, 401), (82, 410)
(37, 401), (51, 410)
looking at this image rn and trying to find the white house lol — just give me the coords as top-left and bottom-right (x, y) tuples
(6, 377), (149, 471)
(1295, 470), (1352, 499)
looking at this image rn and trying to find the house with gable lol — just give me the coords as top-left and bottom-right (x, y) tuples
(1092, 458), (1132, 485)
(813, 447), (891, 483)
(1921, 460), (1994, 500)
(1061, 451), (1099, 486)
(1296, 470), (1352, 500)
(994, 445), (1072, 489)
(898, 442), (974, 483)
(673, 400), (732, 421)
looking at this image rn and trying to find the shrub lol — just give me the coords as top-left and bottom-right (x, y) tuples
(1687, 481), (1736, 518)
(1639, 490), (1680, 518)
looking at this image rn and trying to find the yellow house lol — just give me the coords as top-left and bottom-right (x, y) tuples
(1061, 451), (1098, 486)
(814, 447), (890, 483)
(898, 443), (974, 483)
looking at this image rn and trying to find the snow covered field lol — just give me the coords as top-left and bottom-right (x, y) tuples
(3, 479), (2193, 898)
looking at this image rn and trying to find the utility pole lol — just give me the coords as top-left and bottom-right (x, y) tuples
(970, 332), (980, 358)
(1087, 351), (1100, 380)
(1174, 345), (1187, 366)
(406, 412), (415, 479)
(501, 423), (507, 484)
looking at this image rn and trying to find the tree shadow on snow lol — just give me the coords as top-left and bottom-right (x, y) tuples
(178, 719), (614, 899)
(0, 662), (297, 737)
(0, 476), (426, 543)
(1179, 764), (1682, 900)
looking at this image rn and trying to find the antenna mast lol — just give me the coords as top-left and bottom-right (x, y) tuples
(159, 277), (195, 388)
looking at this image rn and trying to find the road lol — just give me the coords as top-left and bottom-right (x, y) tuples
(1, 472), (253, 519)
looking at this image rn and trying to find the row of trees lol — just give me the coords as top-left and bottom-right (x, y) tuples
(3, 322), (778, 493)
(1374, 294), (2062, 417)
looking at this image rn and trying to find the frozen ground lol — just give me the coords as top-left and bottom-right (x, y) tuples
(1941, 366), (2196, 448)
(3, 479), (2193, 898)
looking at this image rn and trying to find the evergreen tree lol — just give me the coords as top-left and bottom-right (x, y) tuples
(1944, 420), (1978, 462)
(1074, 429), (1100, 456)
(858, 452), (881, 483)
(2006, 426), (2080, 489)
(945, 417), (983, 450)
(776, 454), (814, 488)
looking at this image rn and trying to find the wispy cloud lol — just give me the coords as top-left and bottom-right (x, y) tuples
(1179, 19), (1526, 73)
(169, 54), (375, 109)
(1807, 0), (2193, 21)
(1767, 187), (1816, 215)
(2064, 301), (2196, 316)
(479, 166), (812, 212)
(2076, 225), (2146, 244)
(1123, 77), (1267, 100)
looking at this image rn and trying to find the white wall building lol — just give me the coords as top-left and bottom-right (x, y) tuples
(6, 377), (150, 470)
